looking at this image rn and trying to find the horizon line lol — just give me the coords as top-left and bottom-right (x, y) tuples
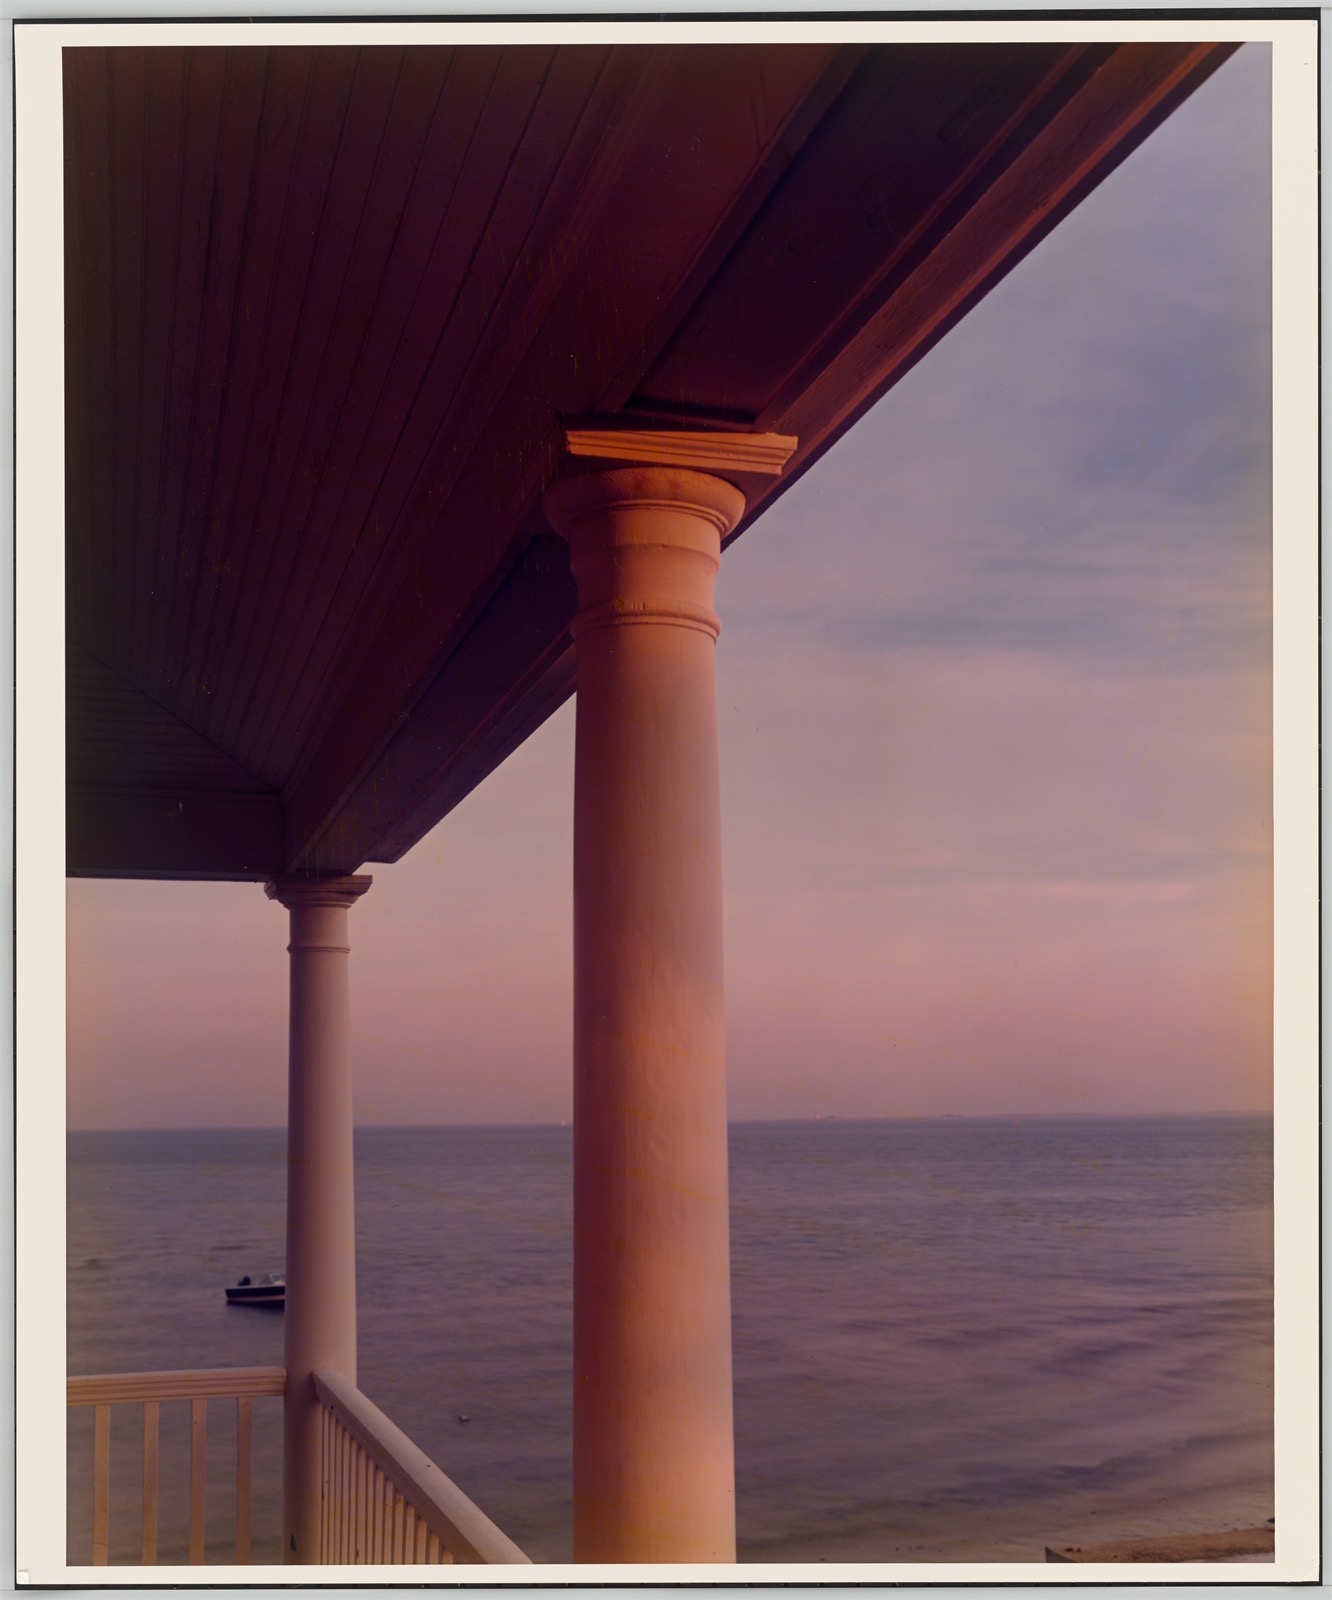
(67, 1108), (1276, 1135)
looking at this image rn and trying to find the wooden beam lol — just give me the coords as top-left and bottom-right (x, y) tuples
(66, 788), (284, 880)
(284, 535), (576, 873)
(746, 42), (1243, 515)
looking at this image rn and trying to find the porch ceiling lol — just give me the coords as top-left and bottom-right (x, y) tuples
(65, 37), (1236, 879)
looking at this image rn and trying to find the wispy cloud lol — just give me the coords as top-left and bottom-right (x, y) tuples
(721, 47), (1272, 678)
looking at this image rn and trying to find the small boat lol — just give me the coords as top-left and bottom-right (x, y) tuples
(225, 1272), (285, 1307)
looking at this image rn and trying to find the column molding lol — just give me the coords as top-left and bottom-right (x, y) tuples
(562, 425), (796, 477)
(265, 872), (373, 913)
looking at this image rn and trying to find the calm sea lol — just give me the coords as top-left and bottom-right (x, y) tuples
(67, 1116), (1273, 1566)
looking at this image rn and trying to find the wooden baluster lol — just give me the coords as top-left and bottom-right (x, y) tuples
(351, 1434), (360, 1563)
(346, 1428), (356, 1564)
(328, 1422), (338, 1564)
(346, 1438), (355, 1564)
(403, 1505), (417, 1562)
(355, 1444), (367, 1562)
(327, 1410), (336, 1565)
(385, 1473), (395, 1564)
(318, 1409), (327, 1563)
(331, 1413), (339, 1564)
(413, 1514), (428, 1563)
(425, 1530), (441, 1563)
(336, 1424), (345, 1563)
(326, 1419), (335, 1564)
(351, 1442), (360, 1562)
(333, 1423), (343, 1564)
(188, 1398), (207, 1563)
(371, 1465), (382, 1561)
(392, 1488), (405, 1562)
(320, 1411), (327, 1564)
(340, 1424), (351, 1565)
(141, 1401), (159, 1565)
(329, 1421), (334, 1561)
(235, 1396), (252, 1564)
(350, 1434), (357, 1562)
(92, 1403), (110, 1565)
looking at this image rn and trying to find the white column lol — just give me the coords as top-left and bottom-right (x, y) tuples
(265, 872), (371, 1564)
(545, 466), (745, 1563)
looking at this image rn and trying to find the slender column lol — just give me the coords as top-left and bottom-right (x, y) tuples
(265, 872), (372, 1564)
(545, 467), (745, 1563)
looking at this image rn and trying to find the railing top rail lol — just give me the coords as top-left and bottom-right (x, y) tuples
(312, 1367), (531, 1565)
(68, 1367), (287, 1406)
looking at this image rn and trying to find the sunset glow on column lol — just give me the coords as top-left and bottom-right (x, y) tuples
(545, 467), (743, 1563)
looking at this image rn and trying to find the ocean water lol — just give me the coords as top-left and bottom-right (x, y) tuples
(66, 1116), (1273, 1566)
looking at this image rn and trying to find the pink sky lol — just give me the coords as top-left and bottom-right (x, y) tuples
(66, 46), (1273, 1129)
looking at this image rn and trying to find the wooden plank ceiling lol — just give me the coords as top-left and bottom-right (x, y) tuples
(65, 37), (1236, 879)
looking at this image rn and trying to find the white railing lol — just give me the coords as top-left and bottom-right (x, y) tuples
(67, 1366), (286, 1565)
(312, 1368), (530, 1564)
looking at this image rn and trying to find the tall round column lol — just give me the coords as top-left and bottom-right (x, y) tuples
(265, 872), (371, 1564)
(545, 467), (745, 1563)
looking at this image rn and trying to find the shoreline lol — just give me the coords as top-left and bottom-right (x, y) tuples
(740, 1492), (1276, 1566)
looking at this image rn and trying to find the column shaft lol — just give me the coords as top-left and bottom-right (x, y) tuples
(546, 468), (744, 1563)
(266, 873), (370, 1564)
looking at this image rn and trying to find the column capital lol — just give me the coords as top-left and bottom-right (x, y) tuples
(543, 466), (745, 545)
(545, 469), (745, 643)
(264, 872), (373, 912)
